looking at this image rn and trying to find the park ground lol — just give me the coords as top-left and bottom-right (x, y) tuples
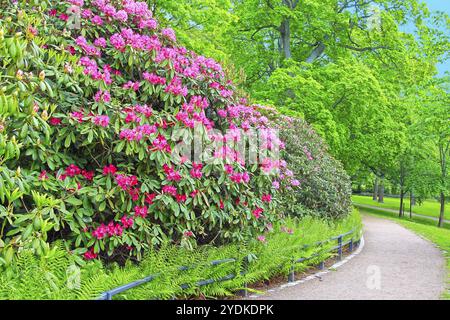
(252, 206), (450, 300)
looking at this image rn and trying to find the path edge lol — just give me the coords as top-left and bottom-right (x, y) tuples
(247, 235), (366, 299)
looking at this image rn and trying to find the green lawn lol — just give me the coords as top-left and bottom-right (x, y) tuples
(352, 195), (449, 220)
(359, 206), (450, 299)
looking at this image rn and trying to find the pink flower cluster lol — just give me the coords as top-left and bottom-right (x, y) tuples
(103, 164), (117, 175)
(190, 162), (203, 179)
(92, 221), (123, 239)
(115, 173), (140, 200)
(252, 207), (264, 219)
(60, 164), (94, 182)
(92, 115), (110, 127)
(163, 164), (182, 182)
(162, 185), (177, 196)
(94, 89), (111, 103)
(175, 96), (214, 129)
(134, 205), (148, 218)
(164, 76), (188, 97)
(151, 134), (171, 153)
(261, 194), (272, 203)
(84, 248), (98, 260)
(119, 124), (157, 141)
(143, 72), (166, 85)
(75, 36), (101, 57)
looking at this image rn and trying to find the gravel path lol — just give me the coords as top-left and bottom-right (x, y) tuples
(354, 203), (450, 224)
(251, 215), (446, 300)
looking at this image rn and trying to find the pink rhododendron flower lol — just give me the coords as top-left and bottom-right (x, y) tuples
(107, 222), (123, 236)
(135, 104), (153, 117)
(291, 179), (300, 187)
(162, 185), (177, 196)
(92, 15), (103, 25)
(257, 235), (266, 243)
(92, 224), (107, 239)
(183, 230), (193, 237)
(94, 37), (107, 48)
(92, 115), (109, 127)
(123, 80), (140, 91)
(190, 190), (199, 198)
(103, 164), (117, 175)
(176, 194), (187, 203)
(252, 207), (264, 219)
(110, 33), (126, 50)
(272, 181), (280, 190)
(114, 10), (128, 22)
(144, 192), (157, 205)
(190, 162), (203, 179)
(261, 194), (272, 203)
(217, 109), (227, 118)
(39, 170), (48, 181)
(161, 28), (176, 42)
(134, 205), (148, 218)
(303, 146), (313, 161)
(121, 215), (134, 228)
(65, 164), (81, 177)
(81, 170), (94, 181)
(84, 248), (98, 260)
(165, 76), (188, 97)
(152, 134), (171, 152)
(71, 111), (84, 123)
(49, 117), (62, 126)
(163, 164), (182, 182)
(94, 90), (111, 103)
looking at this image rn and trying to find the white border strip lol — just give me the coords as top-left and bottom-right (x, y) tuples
(248, 235), (366, 298)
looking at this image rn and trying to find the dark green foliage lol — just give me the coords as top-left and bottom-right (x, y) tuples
(262, 107), (352, 219)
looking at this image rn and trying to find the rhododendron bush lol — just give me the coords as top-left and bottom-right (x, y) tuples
(0, 0), (298, 263)
(261, 107), (352, 219)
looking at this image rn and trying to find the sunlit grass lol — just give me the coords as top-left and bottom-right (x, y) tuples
(352, 195), (449, 220)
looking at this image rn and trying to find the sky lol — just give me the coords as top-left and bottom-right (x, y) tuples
(419, 0), (450, 76)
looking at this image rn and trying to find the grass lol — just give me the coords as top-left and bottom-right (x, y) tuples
(359, 206), (450, 299)
(352, 195), (449, 220)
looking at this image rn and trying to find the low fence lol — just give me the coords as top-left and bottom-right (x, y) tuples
(97, 229), (361, 300)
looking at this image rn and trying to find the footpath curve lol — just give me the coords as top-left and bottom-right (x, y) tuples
(250, 215), (446, 300)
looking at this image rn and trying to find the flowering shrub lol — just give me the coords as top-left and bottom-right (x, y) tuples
(260, 106), (352, 219)
(0, 0), (298, 263)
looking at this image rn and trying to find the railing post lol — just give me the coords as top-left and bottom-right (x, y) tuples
(318, 261), (325, 270)
(288, 263), (295, 282)
(105, 292), (112, 300)
(349, 238), (354, 252)
(237, 256), (249, 297)
(337, 235), (343, 261)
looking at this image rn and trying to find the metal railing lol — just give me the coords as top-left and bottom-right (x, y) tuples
(97, 229), (361, 300)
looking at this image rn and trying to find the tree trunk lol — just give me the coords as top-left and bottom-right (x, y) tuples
(438, 192), (445, 228)
(372, 177), (378, 201)
(437, 144), (447, 228)
(279, 19), (291, 59)
(409, 192), (413, 218)
(411, 192), (416, 206)
(399, 189), (404, 217)
(378, 175), (385, 203)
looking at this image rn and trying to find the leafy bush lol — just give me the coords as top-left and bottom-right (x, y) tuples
(0, 210), (361, 299)
(260, 106), (352, 219)
(0, 0), (298, 264)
